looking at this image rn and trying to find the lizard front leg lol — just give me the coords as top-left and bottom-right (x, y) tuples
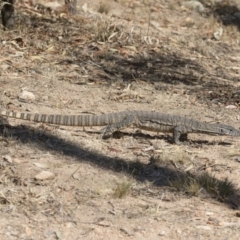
(102, 115), (136, 139)
(173, 126), (188, 144)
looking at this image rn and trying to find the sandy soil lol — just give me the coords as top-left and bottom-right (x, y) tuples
(0, 0), (240, 239)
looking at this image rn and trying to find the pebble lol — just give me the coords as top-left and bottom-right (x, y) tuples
(19, 90), (36, 101)
(182, 1), (205, 14)
(0, 64), (10, 71)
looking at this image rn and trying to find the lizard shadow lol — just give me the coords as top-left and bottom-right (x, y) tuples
(125, 131), (233, 146)
(1, 124), (240, 209)
(84, 130), (233, 146)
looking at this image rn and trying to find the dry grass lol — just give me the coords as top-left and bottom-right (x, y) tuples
(149, 148), (192, 166)
(170, 175), (202, 196)
(170, 172), (238, 200)
(198, 173), (237, 200)
(112, 180), (132, 198)
(98, 1), (111, 14)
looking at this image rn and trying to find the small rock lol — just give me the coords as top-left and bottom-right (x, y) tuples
(236, 156), (240, 163)
(12, 158), (28, 164)
(19, 90), (36, 101)
(42, 95), (49, 101)
(195, 225), (212, 230)
(205, 211), (214, 216)
(213, 27), (223, 40)
(176, 229), (182, 234)
(0, 64), (10, 71)
(158, 230), (166, 236)
(185, 17), (195, 24)
(42, 1), (61, 10)
(35, 171), (55, 180)
(2, 155), (12, 163)
(226, 105), (237, 109)
(182, 1), (205, 14)
(97, 220), (112, 227)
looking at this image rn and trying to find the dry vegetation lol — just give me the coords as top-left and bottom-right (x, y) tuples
(1, 0), (240, 239)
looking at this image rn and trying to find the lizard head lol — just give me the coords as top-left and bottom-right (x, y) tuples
(217, 124), (240, 136)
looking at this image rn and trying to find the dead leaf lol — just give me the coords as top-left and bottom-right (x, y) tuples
(12, 158), (28, 164)
(33, 162), (53, 169)
(195, 225), (212, 230)
(226, 105), (237, 109)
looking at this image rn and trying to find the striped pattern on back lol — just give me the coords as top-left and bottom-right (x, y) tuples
(1, 110), (154, 126)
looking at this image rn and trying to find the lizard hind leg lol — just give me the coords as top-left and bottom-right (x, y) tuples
(101, 115), (136, 139)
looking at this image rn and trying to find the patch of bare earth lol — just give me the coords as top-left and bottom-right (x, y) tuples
(1, 0), (240, 239)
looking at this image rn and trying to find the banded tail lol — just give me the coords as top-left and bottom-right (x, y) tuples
(0, 110), (131, 127)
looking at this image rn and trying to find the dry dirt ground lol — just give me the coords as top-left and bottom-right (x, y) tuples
(1, 0), (240, 239)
